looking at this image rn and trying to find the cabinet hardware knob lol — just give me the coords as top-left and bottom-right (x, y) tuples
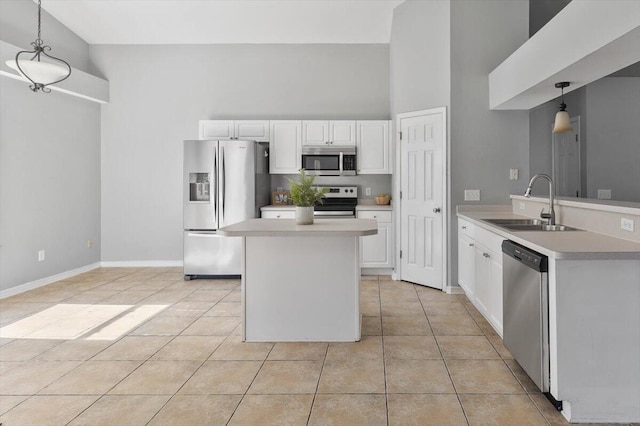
(469, 243), (474, 247)
(433, 207), (441, 213)
(462, 226), (466, 229)
(483, 252), (490, 258)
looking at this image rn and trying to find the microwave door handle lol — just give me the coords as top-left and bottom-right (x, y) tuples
(339, 152), (343, 174)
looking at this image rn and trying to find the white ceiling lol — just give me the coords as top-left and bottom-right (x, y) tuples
(42, 0), (405, 45)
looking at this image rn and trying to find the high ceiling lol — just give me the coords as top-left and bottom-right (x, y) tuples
(41, 0), (405, 45)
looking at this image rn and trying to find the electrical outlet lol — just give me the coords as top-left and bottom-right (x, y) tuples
(464, 190), (480, 201)
(509, 168), (519, 180)
(365, 187), (371, 196)
(621, 218), (634, 232)
(597, 189), (611, 200)
(38, 250), (45, 262)
(87, 240), (93, 248)
(519, 202), (526, 210)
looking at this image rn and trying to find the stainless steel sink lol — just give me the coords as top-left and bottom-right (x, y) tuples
(482, 218), (545, 226)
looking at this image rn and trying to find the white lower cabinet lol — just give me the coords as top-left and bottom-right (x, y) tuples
(358, 210), (393, 268)
(458, 218), (503, 336)
(261, 209), (295, 219)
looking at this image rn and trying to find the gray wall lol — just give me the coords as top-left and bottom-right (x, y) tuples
(0, 0), (93, 74)
(389, 0), (451, 116)
(270, 175), (392, 201)
(0, 79), (101, 292)
(449, 0), (529, 287)
(586, 77), (640, 202)
(0, 0), (101, 293)
(91, 44), (390, 262)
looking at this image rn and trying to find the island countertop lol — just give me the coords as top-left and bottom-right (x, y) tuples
(219, 218), (378, 237)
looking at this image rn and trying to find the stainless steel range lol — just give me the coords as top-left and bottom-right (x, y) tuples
(313, 186), (358, 219)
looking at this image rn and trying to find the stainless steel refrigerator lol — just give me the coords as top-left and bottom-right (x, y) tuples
(183, 139), (270, 279)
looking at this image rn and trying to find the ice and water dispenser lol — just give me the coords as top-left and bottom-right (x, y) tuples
(189, 173), (210, 202)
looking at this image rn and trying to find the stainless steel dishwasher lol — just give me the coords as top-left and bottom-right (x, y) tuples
(502, 240), (550, 392)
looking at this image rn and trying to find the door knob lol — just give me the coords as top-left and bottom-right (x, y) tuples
(433, 207), (441, 213)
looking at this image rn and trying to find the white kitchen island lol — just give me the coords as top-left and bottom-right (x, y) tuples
(219, 218), (377, 342)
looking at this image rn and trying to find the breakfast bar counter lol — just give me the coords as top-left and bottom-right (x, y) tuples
(219, 218), (377, 342)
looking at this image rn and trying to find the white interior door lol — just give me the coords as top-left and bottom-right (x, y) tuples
(552, 116), (581, 197)
(398, 108), (446, 289)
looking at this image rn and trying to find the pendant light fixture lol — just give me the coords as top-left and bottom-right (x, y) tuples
(552, 81), (573, 133)
(5, 0), (71, 93)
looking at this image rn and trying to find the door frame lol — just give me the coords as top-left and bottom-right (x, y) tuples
(392, 107), (448, 291)
(551, 115), (581, 197)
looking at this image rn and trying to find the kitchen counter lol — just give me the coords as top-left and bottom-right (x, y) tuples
(355, 204), (392, 211)
(457, 208), (640, 260)
(219, 218), (377, 342)
(219, 218), (377, 237)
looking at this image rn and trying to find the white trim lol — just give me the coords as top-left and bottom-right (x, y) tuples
(395, 107), (449, 291)
(445, 285), (465, 295)
(0, 262), (101, 299)
(100, 261), (183, 268)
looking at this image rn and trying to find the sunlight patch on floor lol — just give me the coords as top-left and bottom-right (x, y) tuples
(0, 304), (168, 340)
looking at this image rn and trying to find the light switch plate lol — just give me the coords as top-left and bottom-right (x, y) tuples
(621, 218), (634, 232)
(597, 189), (611, 199)
(38, 250), (45, 262)
(509, 168), (519, 180)
(464, 190), (480, 201)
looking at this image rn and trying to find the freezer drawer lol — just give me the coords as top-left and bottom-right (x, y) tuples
(183, 231), (241, 277)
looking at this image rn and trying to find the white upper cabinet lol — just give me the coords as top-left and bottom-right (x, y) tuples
(235, 121), (270, 142)
(329, 121), (356, 146)
(302, 120), (356, 146)
(269, 121), (302, 174)
(199, 120), (234, 139)
(302, 121), (329, 145)
(356, 120), (391, 174)
(199, 120), (270, 142)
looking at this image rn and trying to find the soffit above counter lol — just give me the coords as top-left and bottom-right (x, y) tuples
(488, 0), (640, 110)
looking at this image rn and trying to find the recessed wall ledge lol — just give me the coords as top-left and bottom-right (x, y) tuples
(489, 0), (640, 110)
(511, 195), (640, 216)
(0, 40), (109, 104)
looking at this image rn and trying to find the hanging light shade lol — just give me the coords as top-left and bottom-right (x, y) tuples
(552, 81), (573, 133)
(5, 0), (71, 93)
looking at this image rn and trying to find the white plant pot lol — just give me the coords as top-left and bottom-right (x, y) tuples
(296, 206), (314, 225)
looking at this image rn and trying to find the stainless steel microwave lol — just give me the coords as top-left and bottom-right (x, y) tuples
(301, 146), (357, 176)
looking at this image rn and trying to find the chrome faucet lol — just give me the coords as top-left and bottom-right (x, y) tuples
(524, 174), (556, 225)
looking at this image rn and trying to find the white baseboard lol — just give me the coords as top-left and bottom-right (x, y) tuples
(445, 285), (465, 295)
(100, 261), (183, 268)
(361, 267), (394, 276)
(0, 262), (101, 299)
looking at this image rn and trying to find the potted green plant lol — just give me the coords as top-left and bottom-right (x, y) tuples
(287, 169), (328, 225)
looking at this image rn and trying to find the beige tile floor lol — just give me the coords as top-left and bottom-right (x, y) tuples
(0, 268), (634, 426)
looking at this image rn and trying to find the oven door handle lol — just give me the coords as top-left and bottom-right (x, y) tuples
(314, 211), (355, 218)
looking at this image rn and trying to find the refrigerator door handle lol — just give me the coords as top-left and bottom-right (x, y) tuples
(213, 146), (218, 226)
(220, 146), (225, 225)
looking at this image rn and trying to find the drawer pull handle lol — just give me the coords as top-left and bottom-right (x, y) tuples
(483, 252), (490, 258)
(374, 216), (377, 218)
(469, 243), (474, 247)
(462, 226), (467, 229)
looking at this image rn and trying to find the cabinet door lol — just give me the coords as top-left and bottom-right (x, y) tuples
(302, 121), (329, 145)
(357, 120), (390, 174)
(269, 121), (302, 174)
(458, 234), (475, 297)
(473, 244), (490, 317)
(235, 121), (270, 142)
(329, 121), (356, 146)
(488, 253), (503, 334)
(199, 120), (234, 139)
(361, 223), (391, 267)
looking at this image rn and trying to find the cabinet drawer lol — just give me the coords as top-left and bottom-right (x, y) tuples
(357, 210), (392, 223)
(474, 226), (504, 259)
(261, 210), (295, 219)
(458, 218), (474, 237)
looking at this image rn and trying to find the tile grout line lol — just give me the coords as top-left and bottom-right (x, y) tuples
(305, 337), (331, 425)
